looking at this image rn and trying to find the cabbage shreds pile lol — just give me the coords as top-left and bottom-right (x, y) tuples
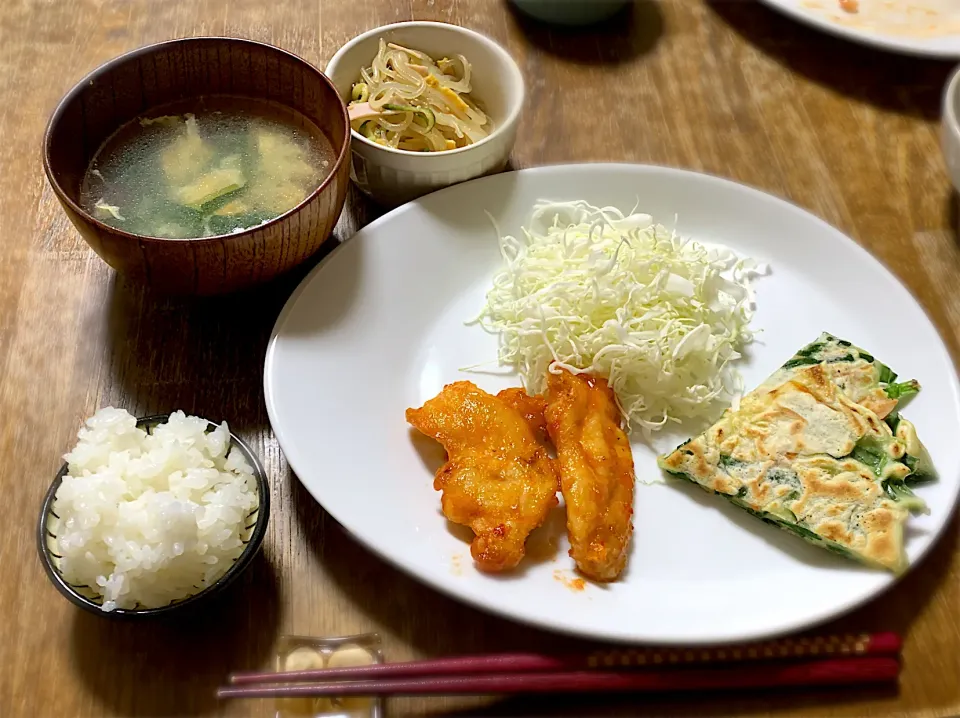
(471, 200), (767, 433)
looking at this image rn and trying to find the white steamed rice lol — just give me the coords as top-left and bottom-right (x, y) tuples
(51, 407), (259, 611)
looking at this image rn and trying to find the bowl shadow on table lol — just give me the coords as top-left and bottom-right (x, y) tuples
(101, 185), (378, 430)
(69, 551), (282, 717)
(103, 267), (311, 433)
(505, 1), (663, 65)
(705, 0), (954, 121)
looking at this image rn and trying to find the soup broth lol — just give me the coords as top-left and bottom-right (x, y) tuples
(80, 96), (336, 239)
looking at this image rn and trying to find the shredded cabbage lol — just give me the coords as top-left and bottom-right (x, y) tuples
(470, 200), (767, 434)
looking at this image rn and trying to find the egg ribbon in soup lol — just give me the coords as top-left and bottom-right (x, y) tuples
(80, 96), (335, 239)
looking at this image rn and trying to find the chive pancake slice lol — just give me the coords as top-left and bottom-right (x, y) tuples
(658, 333), (933, 573)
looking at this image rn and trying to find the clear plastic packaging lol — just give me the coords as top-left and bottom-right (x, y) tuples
(274, 633), (384, 718)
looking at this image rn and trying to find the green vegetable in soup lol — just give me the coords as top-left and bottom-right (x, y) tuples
(79, 97), (336, 239)
(175, 155), (246, 210)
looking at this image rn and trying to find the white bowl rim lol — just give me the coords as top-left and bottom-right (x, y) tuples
(944, 64), (960, 139)
(325, 21), (525, 159)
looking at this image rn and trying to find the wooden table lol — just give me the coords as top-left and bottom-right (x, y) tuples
(1, 1), (958, 716)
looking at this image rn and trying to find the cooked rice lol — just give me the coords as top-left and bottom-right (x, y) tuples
(50, 408), (258, 611)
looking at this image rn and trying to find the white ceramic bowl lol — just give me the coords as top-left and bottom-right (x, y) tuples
(941, 65), (960, 194)
(325, 22), (524, 207)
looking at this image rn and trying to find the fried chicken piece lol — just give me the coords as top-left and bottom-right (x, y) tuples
(406, 382), (560, 572)
(496, 387), (549, 443)
(545, 369), (635, 581)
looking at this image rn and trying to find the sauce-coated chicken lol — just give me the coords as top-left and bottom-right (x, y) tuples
(406, 382), (560, 572)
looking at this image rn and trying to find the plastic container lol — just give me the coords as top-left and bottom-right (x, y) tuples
(273, 633), (384, 718)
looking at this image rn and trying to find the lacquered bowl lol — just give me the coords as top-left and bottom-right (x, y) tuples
(38, 414), (270, 619)
(42, 37), (350, 295)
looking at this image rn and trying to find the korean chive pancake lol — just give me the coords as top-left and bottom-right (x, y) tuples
(658, 333), (933, 573)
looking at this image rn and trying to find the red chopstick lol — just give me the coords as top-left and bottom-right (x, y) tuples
(217, 656), (899, 699)
(228, 632), (901, 686)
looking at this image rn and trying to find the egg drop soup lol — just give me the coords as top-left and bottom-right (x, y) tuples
(80, 96), (336, 239)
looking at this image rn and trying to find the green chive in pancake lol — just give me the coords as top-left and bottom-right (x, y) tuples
(658, 333), (933, 573)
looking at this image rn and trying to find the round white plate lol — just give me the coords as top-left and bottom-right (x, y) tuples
(758, 0), (960, 58)
(265, 164), (960, 644)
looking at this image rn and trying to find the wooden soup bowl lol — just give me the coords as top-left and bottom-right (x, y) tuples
(43, 37), (350, 295)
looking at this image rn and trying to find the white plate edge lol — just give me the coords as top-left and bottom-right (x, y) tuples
(757, 0), (960, 58)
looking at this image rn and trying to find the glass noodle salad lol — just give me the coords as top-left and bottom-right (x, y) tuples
(347, 40), (491, 152)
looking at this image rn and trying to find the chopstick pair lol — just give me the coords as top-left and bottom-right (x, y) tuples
(218, 632), (901, 700)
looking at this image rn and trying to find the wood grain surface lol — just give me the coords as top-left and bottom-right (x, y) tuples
(1, 1), (958, 716)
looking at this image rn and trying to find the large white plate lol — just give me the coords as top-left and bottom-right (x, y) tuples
(265, 164), (960, 644)
(758, 0), (960, 58)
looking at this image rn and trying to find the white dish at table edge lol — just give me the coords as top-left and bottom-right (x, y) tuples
(757, 0), (960, 59)
(265, 163), (960, 645)
(941, 65), (960, 193)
